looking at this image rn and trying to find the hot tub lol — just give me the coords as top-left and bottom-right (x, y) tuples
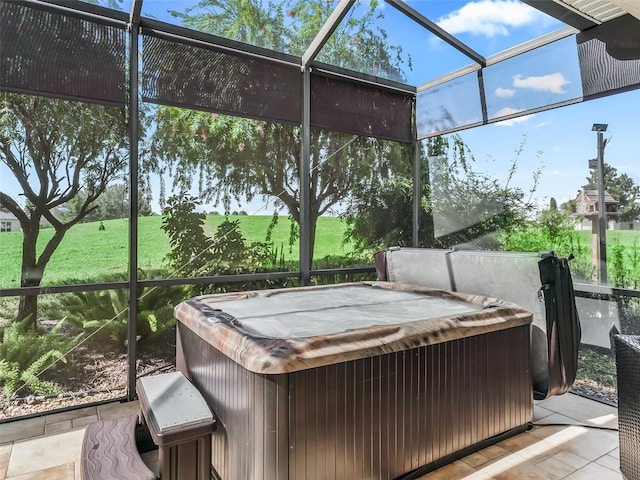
(174, 281), (533, 480)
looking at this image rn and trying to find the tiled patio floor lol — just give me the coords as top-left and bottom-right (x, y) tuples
(0, 393), (620, 479)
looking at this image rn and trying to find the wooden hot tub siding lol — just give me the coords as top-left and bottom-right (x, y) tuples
(177, 323), (532, 480)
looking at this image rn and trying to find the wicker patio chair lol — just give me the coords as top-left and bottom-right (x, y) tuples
(614, 334), (640, 480)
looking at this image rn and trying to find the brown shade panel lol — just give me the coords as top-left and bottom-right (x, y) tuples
(0, 2), (126, 105)
(141, 33), (302, 125)
(310, 74), (413, 143)
(577, 14), (640, 99)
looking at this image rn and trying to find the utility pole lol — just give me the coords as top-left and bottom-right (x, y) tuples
(592, 123), (608, 284)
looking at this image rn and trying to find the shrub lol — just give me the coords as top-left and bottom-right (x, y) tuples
(59, 284), (190, 352)
(0, 316), (81, 400)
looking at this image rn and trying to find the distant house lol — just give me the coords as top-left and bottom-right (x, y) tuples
(575, 189), (619, 216)
(0, 211), (21, 232)
(573, 190), (619, 230)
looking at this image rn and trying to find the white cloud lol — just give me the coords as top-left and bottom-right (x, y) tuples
(494, 107), (534, 126)
(436, 0), (543, 37)
(536, 119), (554, 129)
(512, 73), (571, 94)
(495, 87), (516, 98)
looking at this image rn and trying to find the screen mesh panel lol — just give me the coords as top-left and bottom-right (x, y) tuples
(310, 75), (413, 143)
(416, 72), (483, 139)
(0, 2), (126, 105)
(142, 33), (302, 124)
(577, 14), (640, 99)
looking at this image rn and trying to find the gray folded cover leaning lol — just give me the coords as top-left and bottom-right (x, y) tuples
(374, 247), (581, 400)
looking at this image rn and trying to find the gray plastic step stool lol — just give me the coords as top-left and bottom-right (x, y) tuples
(136, 372), (215, 480)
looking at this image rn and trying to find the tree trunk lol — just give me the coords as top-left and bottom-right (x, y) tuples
(308, 215), (317, 270)
(17, 294), (39, 329)
(17, 223), (44, 329)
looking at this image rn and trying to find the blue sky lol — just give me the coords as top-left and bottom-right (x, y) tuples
(454, 88), (640, 209)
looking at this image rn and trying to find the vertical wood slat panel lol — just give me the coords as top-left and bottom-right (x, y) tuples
(288, 325), (531, 480)
(177, 324), (289, 480)
(178, 323), (531, 480)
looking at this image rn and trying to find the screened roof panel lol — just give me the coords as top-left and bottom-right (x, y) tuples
(483, 35), (583, 121)
(2, 0), (639, 137)
(77, 0), (129, 14)
(407, 0), (567, 59)
(416, 72), (483, 137)
(141, 32), (302, 124)
(577, 14), (640, 99)
(310, 74), (413, 143)
(0, 1), (126, 105)
(139, 0), (339, 57)
(315, 1), (475, 86)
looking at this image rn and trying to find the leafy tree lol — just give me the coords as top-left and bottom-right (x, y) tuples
(151, 0), (409, 267)
(428, 136), (533, 248)
(561, 198), (576, 214)
(63, 183), (152, 222)
(160, 195), (275, 280)
(344, 135), (535, 251)
(0, 94), (128, 326)
(583, 163), (640, 223)
(161, 195), (215, 275)
(343, 142), (427, 251)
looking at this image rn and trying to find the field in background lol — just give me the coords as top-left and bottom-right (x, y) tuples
(576, 229), (640, 248)
(1, 218), (638, 289)
(0, 215), (353, 288)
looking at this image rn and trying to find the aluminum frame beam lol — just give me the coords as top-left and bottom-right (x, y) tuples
(385, 0), (486, 67)
(301, 0), (355, 67)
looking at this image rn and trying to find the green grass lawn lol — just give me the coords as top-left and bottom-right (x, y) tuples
(575, 229), (640, 247)
(0, 215), (354, 288)
(2, 217), (638, 290)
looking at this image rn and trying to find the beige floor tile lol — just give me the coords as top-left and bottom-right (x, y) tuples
(97, 400), (140, 421)
(44, 420), (72, 436)
(462, 451), (492, 468)
(420, 459), (491, 479)
(533, 404), (554, 422)
(496, 436), (564, 465)
(564, 428), (619, 461)
(528, 420), (589, 448)
(1, 444), (12, 480)
(497, 431), (548, 453)
(44, 406), (96, 425)
(0, 418), (44, 444)
(564, 462), (624, 480)
(538, 394), (618, 428)
(609, 447), (620, 459)
(481, 445), (509, 460)
(5, 463), (74, 480)
(460, 443), (511, 470)
(535, 455), (577, 478)
(476, 452), (529, 477)
(546, 450), (590, 470)
(595, 453), (621, 472)
(71, 415), (98, 429)
(531, 412), (582, 428)
(6, 429), (84, 478)
(492, 459), (562, 480)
